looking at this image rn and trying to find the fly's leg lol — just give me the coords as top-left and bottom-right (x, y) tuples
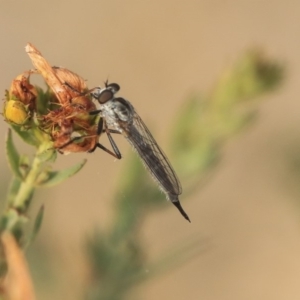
(89, 110), (102, 116)
(90, 111), (121, 134)
(64, 82), (99, 97)
(57, 136), (121, 159)
(91, 118), (122, 159)
(105, 129), (121, 134)
(87, 142), (121, 159)
(62, 82), (122, 159)
(57, 119), (122, 159)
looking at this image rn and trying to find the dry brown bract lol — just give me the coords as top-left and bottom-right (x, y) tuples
(9, 73), (37, 111)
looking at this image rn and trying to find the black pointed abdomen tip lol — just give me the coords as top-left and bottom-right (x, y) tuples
(172, 201), (191, 223)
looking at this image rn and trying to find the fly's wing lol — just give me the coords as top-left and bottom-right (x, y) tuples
(124, 112), (182, 196)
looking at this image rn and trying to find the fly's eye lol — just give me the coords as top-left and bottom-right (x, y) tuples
(107, 83), (120, 93)
(98, 90), (114, 103)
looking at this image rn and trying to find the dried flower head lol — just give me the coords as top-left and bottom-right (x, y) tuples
(9, 73), (37, 110)
(18, 43), (101, 153)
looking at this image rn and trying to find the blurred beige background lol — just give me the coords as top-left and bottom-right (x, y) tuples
(1, 1), (300, 299)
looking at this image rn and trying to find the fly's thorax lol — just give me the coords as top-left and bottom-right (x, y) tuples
(98, 98), (133, 131)
(112, 98), (134, 123)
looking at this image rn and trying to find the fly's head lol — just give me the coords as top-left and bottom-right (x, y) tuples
(91, 82), (133, 123)
(91, 82), (120, 104)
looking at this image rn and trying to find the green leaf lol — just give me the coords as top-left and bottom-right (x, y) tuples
(33, 205), (44, 238)
(24, 205), (44, 248)
(36, 159), (87, 187)
(7, 177), (22, 206)
(37, 143), (57, 163)
(11, 124), (40, 147)
(6, 129), (22, 179)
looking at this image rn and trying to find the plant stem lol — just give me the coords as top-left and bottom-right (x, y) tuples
(13, 153), (42, 211)
(1, 146), (45, 235)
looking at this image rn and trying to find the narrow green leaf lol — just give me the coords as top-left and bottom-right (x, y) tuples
(6, 129), (22, 179)
(7, 177), (22, 206)
(36, 159), (87, 187)
(33, 205), (44, 237)
(24, 205), (44, 248)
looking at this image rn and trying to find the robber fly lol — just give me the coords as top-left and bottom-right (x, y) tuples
(88, 82), (190, 222)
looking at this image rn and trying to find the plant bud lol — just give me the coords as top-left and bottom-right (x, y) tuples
(3, 100), (30, 125)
